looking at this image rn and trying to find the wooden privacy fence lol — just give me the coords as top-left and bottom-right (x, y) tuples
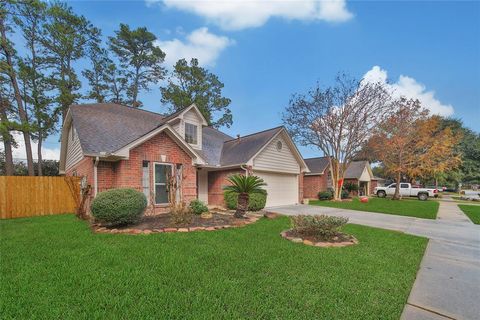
(0, 176), (81, 219)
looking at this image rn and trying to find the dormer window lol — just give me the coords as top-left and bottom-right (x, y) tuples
(185, 122), (198, 144)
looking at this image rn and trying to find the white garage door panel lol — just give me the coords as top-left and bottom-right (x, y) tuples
(254, 171), (298, 207)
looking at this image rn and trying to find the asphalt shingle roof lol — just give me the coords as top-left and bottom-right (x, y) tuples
(200, 127), (233, 166)
(219, 127), (283, 166)
(304, 156), (330, 174)
(69, 103), (284, 166)
(344, 161), (369, 179)
(71, 103), (166, 154)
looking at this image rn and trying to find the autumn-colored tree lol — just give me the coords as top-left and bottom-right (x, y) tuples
(368, 98), (461, 199)
(413, 116), (462, 187)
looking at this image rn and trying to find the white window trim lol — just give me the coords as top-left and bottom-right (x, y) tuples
(153, 162), (173, 205)
(184, 122), (198, 146)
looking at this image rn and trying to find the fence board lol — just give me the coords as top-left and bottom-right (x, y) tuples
(0, 176), (81, 219)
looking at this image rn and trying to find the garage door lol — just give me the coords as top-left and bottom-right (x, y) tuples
(254, 171), (299, 207)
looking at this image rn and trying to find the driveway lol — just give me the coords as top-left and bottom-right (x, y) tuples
(267, 203), (480, 320)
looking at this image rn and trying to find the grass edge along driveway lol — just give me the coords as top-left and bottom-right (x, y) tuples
(310, 197), (439, 219)
(458, 204), (480, 224)
(0, 214), (427, 319)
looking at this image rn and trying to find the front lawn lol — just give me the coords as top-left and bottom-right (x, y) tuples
(458, 205), (480, 224)
(0, 215), (427, 319)
(310, 197), (439, 219)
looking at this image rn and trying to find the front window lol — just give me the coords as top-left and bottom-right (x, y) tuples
(154, 163), (172, 204)
(185, 122), (197, 144)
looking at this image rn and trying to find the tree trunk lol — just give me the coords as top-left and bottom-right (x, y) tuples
(37, 132), (43, 176)
(393, 172), (401, 200)
(0, 16), (35, 176)
(235, 193), (249, 218)
(2, 137), (14, 175)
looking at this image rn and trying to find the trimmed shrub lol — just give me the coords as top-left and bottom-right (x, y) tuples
(91, 188), (147, 226)
(343, 182), (359, 192)
(318, 189), (349, 200)
(189, 199), (208, 215)
(224, 190), (267, 211)
(291, 214), (348, 239)
(318, 190), (333, 200)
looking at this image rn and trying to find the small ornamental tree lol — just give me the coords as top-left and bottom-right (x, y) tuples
(223, 174), (267, 218)
(283, 74), (391, 200)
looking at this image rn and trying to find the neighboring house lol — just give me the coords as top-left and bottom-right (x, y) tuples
(59, 103), (309, 213)
(303, 156), (332, 199)
(303, 158), (378, 198)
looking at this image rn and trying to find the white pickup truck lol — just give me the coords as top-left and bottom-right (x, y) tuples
(374, 183), (438, 201)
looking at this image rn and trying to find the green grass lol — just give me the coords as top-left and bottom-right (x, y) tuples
(458, 205), (480, 224)
(310, 197), (439, 219)
(0, 214), (427, 319)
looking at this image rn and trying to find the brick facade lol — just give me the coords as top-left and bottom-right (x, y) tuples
(66, 131), (197, 215)
(303, 174), (329, 199)
(207, 169), (243, 206)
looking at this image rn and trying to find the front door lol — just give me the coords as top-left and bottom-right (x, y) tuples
(154, 163), (171, 205)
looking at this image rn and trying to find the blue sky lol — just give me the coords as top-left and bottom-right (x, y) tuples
(12, 0), (480, 159)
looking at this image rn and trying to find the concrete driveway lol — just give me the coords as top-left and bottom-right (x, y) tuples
(266, 202), (480, 320)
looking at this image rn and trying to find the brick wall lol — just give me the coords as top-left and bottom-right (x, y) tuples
(303, 174), (329, 199)
(65, 131), (197, 215)
(115, 132), (197, 212)
(208, 168), (243, 207)
(370, 180), (378, 195)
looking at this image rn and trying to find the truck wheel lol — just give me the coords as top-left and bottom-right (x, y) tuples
(377, 190), (386, 198)
(418, 193), (428, 201)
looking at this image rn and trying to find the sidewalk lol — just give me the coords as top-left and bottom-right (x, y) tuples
(267, 202), (480, 320)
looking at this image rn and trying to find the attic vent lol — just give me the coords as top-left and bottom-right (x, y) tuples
(276, 140), (283, 151)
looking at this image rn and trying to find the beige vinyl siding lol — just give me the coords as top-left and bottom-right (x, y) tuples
(172, 121), (182, 137)
(182, 109), (202, 150)
(65, 126), (83, 170)
(359, 167), (371, 181)
(253, 134), (300, 174)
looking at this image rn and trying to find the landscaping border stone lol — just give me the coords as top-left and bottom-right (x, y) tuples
(92, 214), (261, 235)
(280, 230), (358, 248)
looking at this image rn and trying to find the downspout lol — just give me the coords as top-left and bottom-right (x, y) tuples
(94, 156), (99, 197)
(240, 164), (249, 176)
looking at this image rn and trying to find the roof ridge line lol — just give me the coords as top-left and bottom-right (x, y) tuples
(304, 156), (330, 160)
(223, 125), (284, 143)
(71, 102), (167, 118)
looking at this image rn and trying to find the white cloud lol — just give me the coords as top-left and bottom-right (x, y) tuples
(363, 66), (454, 116)
(154, 0), (353, 30)
(156, 27), (234, 67)
(0, 132), (60, 161)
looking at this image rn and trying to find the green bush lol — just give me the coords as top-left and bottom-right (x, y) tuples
(189, 199), (208, 215)
(318, 189), (349, 200)
(91, 188), (147, 226)
(318, 190), (333, 200)
(343, 182), (359, 192)
(224, 190), (267, 211)
(291, 215), (348, 239)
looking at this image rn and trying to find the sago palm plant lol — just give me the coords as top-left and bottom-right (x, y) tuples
(223, 174), (267, 218)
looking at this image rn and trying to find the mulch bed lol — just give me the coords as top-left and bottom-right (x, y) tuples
(281, 229), (358, 247)
(92, 212), (262, 235)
